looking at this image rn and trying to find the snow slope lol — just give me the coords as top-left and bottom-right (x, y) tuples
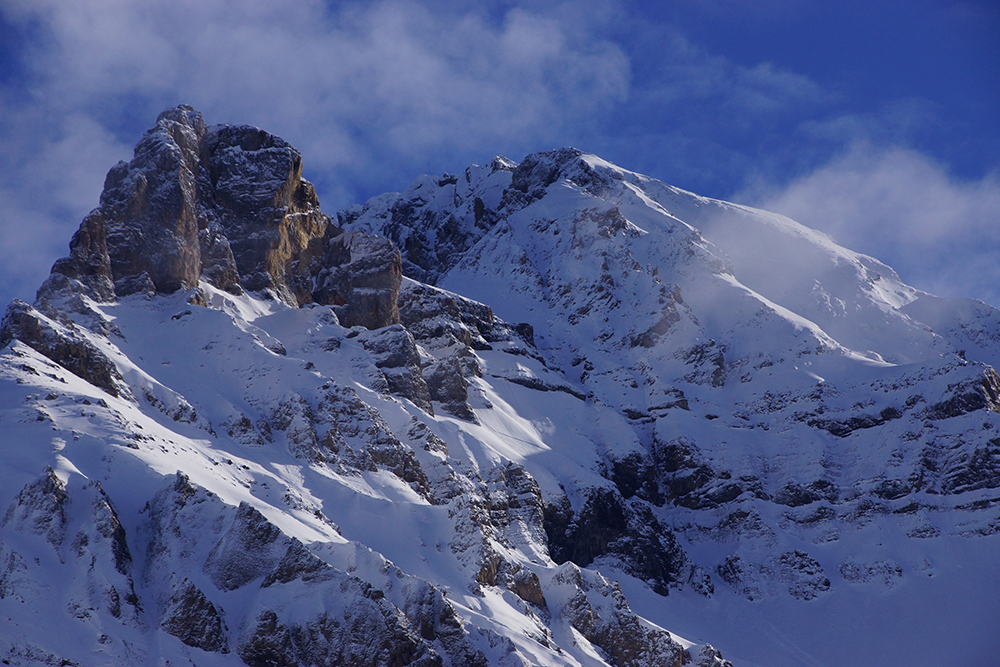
(348, 147), (1000, 665)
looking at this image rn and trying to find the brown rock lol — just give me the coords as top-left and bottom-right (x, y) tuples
(312, 230), (401, 329)
(201, 123), (330, 302)
(35, 105), (402, 329)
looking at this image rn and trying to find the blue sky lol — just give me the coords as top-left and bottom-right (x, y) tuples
(1, 0), (997, 309)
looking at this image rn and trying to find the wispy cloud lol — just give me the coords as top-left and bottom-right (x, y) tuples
(635, 30), (832, 112)
(0, 110), (132, 306)
(2, 0), (630, 167)
(796, 98), (940, 148)
(0, 0), (630, 304)
(577, 26), (838, 197)
(746, 143), (1000, 306)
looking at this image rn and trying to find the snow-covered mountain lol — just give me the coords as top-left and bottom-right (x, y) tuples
(2, 106), (998, 666)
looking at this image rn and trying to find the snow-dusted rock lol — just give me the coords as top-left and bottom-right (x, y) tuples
(313, 230), (402, 329)
(1, 300), (130, 399)
(339, 157), (514, 285)
(548, 563), (689, 667)
(160, 577), (229, 653)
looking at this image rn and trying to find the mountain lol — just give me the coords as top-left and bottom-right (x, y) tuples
(1, 106), (998, 667)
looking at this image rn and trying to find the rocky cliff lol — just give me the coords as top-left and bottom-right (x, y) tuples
(38, 105), (400, 329)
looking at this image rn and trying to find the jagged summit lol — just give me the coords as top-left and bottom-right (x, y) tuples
(39, 105), (400, 329)
(2, 108), (999, 667)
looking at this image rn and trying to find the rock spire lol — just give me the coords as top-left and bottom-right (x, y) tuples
(39, 105), (400, 329)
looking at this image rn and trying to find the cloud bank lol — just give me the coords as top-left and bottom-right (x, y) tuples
(750, 144), (1000, 305)
(5, 0), (629, 164)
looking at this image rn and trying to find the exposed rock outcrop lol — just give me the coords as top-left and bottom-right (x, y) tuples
(359, 324), (433, 414)
(0, 300), (130, 398)
(1, 471), (141, 630)
(136, 473), (491, 667)
(550, 563), (689, 667)
(204, 501), (286, 591)
(717, 550), (831, 601)
(396, 279), (528, 420)
(338, 157), (515, 285)
(544, 487), (697, 596)
(36, 105), (400, 329)
(314, 231), (402, 328)
(160, 578), (229, 653)
(2, 469), (70, 549)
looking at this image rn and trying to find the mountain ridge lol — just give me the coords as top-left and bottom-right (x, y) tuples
(1, 106), (998, 666)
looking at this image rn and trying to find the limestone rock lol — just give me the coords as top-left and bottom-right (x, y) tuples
(398, 279), (503, 347)
(691, 644), (734, 667)
(396, 279), (523, 420)
(544, 487), (692, 596)
(260, 539), (338, 588)
(2, 472), (141, 629)
(43, 211), (115, 301)
(238, 603), (442, 667)
(312, 230), (402, 329)
(338, 158), (514, 285)
(2, 468), (69, 549)
(36, 105), (401, 329)
(551, 563), (688, 667)
(717, 551), (831, 601)
(204, 501), (285, 591)
(922, 366), (1000, 420)
(359, 324), (433, 413)
(201, 122), (328, 301)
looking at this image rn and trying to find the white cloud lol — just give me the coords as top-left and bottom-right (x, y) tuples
(747, 143), (1000, 306)
(796, 98), (939, 146)
(0, 0), (631, 306)
(2, 0), (629, 165)
(0, 109), (132, 305)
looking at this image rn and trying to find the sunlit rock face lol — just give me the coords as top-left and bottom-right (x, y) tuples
(38, 105), (400, 329)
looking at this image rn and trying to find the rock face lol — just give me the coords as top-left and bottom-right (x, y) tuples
(314, 231), (402, 328)
(544, 487), (698, 597)
(204, 501), (286, 591)
(160, 578), (229, 653)
(337, 157), (515, 285)
(0, 471), (141, 665)
(0, 299), (131, 399)
(38, 105), (399, 329)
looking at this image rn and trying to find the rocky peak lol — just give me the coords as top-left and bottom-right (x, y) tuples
(339, 147), (639, 290)
(509, 147), (620, 201)
(37, 105), (400, 329)
(338, 155), (514, 285)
